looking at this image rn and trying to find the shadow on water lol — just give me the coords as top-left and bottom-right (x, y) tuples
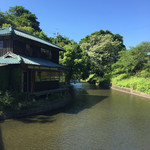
(0, 120), (5, 150)
(15, 115), (56, 124)
(43, 83), (108, 115)
(62, 88), (108, 114)
(13, 83), (107, 123)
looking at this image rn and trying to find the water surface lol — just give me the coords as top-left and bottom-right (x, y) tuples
(0, 83), (150, 150)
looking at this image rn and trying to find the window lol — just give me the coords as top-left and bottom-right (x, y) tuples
(26, 44), (32, 56)
(26, 44), (30, 51)
(41, 48), (52, 59)
(0, 41), (3, 49)
(35, 71), (41, 82)
(60, 72), (66, 82)
(35, 71), (60, 82)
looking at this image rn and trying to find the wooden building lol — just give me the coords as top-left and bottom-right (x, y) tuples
(0, 27), (67, 92)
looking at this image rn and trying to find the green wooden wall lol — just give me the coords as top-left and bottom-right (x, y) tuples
(0, 65), (21, 91)
(0, 66), (9, 90)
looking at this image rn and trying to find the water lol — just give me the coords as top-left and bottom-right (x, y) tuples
(0, 83), (150, 150)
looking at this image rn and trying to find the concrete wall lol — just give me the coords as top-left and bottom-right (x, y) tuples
(111, 85), (150, 99)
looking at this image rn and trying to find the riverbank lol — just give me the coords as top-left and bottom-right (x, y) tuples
(0, 86), (73, 120)
(111, 85), (150, 99)
(0, 95), (72, 120)
(111, 74), (150, 94)
(86, 75), (150, 99)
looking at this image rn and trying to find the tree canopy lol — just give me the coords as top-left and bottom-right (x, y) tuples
(7, 6), (40, 31)
(80, 30), (125, 77)
(112, 42), (150, 75)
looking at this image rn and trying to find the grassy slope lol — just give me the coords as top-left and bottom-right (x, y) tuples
(111, 74), (150, 94)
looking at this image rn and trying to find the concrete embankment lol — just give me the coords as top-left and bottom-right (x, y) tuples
(111, 85), (150, 99)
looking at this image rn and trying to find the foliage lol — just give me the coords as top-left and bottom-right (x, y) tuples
(16, 26), (35, 34)
(112, 42), (150, 74)
(111, 42), (150, 94)
(86, 73), (111, 88)
(0, 91), (14, 111)
(86, 74), (96, 82)
(60, 42), (88, 80)
(7, 6), (40, 31)
(53, 34), (90, 81)
(0, 91), (33, 111)
(58, 29), (125, 82)
(38, 30), (50, 41)
(0, 6), (53, 42)
(57, 35), (72, 46)
(81, 33), (125, 77)
(112, 74), (150, 94)
(79, 29), (125, 46)
(138, 68), (150, 78)
(0, 11), (12, 27)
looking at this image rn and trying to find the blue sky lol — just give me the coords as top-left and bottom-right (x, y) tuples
(0, 0), (150, 49)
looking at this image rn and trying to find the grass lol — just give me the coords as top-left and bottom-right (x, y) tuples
(112, 74), (150, 94)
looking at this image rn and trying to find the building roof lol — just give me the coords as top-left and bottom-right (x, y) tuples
(0, 52), (68, 69)
(0, 27), (64, 51)
(0, 52), (22, 64)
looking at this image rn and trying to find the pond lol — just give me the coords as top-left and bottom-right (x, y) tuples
(0, 83), (150, 150)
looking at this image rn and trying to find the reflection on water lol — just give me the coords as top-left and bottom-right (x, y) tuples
(0, 83), (150, 150)
(63, 83), (108, 114)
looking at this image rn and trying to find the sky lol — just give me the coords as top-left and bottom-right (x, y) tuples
(0, 0), (150, 49)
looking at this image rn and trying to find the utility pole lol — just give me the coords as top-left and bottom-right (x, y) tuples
(53, 29), (59, 44)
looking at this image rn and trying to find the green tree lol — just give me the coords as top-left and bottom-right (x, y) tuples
(7, 6), (40, 31)
(0, 11), (13, 28)
(81, 34), (125, 77)
(60, 42), (86, 80)
(16, 26), (35, 34)
(0, 6), (54, 43)
(38, 30), (50, 41)
(79, 29), (125, 48)
(0, 12), (6, 27)
(112, 42), (150, 74)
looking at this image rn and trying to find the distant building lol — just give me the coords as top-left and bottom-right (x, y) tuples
(0, 27), (67, 92)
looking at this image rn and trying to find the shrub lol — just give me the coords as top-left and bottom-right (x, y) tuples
(138, 69), (150, 78)
(0, 91), (14, 111)
(0, 91), (33, 111)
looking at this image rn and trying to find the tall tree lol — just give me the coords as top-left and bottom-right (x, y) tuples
(0, 6), (54, 42)
(60, 42), (85, 80)
(0, 12), (6, 27)
(7, 6), (40, 31)
(80, 33), (125, 77)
